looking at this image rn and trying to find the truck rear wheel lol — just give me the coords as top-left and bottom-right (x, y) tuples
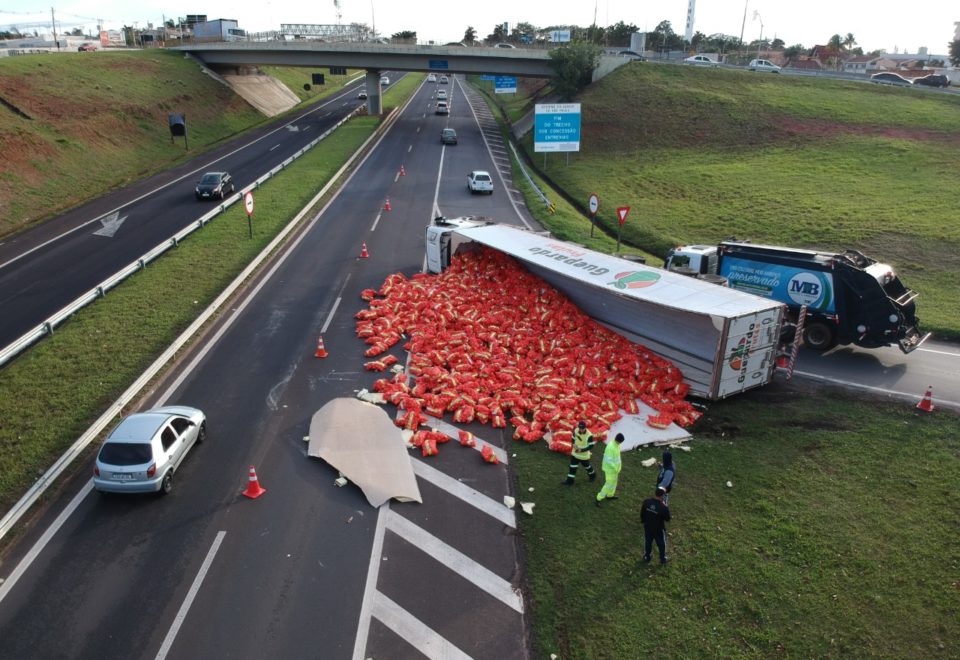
(803, 322), (836, 351)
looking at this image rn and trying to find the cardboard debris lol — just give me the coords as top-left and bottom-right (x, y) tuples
(503, 496), (516, 509)
(335, 476), (348, 487)
(356, 388), (386, 405)
(726, 481), (733, 488)
(307, 398), (422, 506)
(674, 444), (692, 452)
(520, 502), (535, 515)
(641, 457), (657, 467)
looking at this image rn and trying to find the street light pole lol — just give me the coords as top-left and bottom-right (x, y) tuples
(753, 10), (764, 63)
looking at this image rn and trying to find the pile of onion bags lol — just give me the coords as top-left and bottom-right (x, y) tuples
(359, 247), (700, 453)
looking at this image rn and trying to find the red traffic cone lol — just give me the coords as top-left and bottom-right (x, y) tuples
(314, 336), (328, 358)
(242, 466), (266, 499)
(359, 243), (370, 258)
(916, 386), (935, 412)
(383, 197), (392, 211)
(399, 165), (406, 177)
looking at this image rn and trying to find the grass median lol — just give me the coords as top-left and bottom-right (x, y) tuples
(0, 72), (423, 524)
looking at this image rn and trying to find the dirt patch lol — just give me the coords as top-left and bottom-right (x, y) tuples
(776, 117), (960, 146)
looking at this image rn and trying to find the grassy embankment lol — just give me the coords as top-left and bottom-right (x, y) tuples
(0, 51), (363, 238)
(522, 64), (960, 340)
(0, 69), (423, 524)
(472, 67), (960, 657)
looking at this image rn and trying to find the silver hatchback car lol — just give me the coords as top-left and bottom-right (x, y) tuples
(94, 406), (206, 495)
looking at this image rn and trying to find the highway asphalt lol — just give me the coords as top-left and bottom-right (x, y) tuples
(0, 74), (537, 659)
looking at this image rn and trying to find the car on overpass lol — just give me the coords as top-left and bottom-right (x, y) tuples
(912, 73), (950, 88)
(871, 72), (913, 87)
(684, 54), (719, 67)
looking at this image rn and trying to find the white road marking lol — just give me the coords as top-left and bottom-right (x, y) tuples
(320, 295), (343, 334)
(371, 212), (383, 232)
(416, 126), (421, 133)
(394, 171), (400, 183)
(916, 346), (960, 357)
(269, 144), (280, 151)
(155, 531), (227, 660)
(432, 137), (448, 219)
(792, 370), (960, 411)
(411, 459), (516, 528)
(352, 501), (389, 660)
(0, 481), (94, 604)
(370, 592), (471, 660)
(407, 144), (412, 153)
(386, 510), (523, 612)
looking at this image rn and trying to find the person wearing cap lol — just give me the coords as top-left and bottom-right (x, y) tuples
(595, 432), (626, 506)
(641, 487), (671, 564)
(563, 420), (596, 485)
(656, 451), (676, 505)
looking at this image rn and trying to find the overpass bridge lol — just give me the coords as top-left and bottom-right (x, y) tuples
(177, 42), (558, 114)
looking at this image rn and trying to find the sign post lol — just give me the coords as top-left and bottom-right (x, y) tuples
(588, 193), (600, 238)
(615, 206), (630, 254)
(244, 191), (255, 239)
(494, 76), (517, 94)
(534, 103), (582, 170)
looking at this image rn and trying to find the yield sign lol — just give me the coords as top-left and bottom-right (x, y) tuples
(616, 206), (630, 226)
(244, 191), (255, 217)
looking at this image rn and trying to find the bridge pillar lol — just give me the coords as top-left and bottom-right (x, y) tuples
(365, 69), (383, 115)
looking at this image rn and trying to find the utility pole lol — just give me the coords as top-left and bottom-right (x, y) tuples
(51, 7), (60, 51)
(739, 0), (748, 61)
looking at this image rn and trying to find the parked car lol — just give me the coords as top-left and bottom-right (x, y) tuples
(77, 43), (97, 52)
(195, 171), (235, 200)
(467, 170), (493, 194)
(437, 89), (448, 100)
(494, 43), (516, 49)
(748, 58), (781, 73)
(870, 72), (913, 86)
(439, 75), (449, 84)
(435, 101), (450, 115)
(357, 88), (368, 99)
(619, 50), (646, 60)
(912, 74), (950, 88)
(427, 73), (437, 83)
(684, 55), (719, 67)
(441, 128), (458, 145)
(380, 75), (390, 86)
(93, 406), (206, 495)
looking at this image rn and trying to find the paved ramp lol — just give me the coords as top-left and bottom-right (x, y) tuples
(221, 73), (300, 116)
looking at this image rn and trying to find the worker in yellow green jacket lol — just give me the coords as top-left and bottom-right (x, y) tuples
(595, 433), (625, 507)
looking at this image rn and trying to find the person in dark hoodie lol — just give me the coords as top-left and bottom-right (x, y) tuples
(656, 450), (675, 505)
(641, 487), (671, 564)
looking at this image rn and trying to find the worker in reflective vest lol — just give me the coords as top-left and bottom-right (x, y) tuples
(595, 433), (625, 506)
(563, 421), (596, 485)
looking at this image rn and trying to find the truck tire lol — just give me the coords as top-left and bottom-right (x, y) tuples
(802, 322), (836, 351)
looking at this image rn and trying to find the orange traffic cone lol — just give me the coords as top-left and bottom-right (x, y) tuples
(314, 336), (328, 358)
(242, 465), (266, 499)
(916, 386), (935, 412)
(384, 197), (392, 211)
(775, 345), (790, 369)
(399, 165), (406, 177)
(360, 243), (369, 258)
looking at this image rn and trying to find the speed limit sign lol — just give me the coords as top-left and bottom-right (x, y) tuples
(588, 193), (599, 217)
(244, 191), (255, 217)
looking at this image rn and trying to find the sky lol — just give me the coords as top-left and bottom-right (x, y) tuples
(2, 0), (958, 55)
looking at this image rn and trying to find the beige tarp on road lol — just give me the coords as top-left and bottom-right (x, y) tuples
(306, 398), (422, 507)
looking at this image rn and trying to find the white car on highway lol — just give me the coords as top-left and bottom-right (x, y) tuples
(684, 55), (719, 67)
(749, 58), (781, 73)
(467, 170), (494, 194)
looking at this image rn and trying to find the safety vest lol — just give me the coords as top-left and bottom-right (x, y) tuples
(602, 439), (622, 473)
(571, 428), (594, 460)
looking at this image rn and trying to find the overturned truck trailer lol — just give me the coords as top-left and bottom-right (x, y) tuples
(426, 220), (787, 400)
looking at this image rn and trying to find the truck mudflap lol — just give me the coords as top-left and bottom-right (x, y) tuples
(898, 327), (931, 354)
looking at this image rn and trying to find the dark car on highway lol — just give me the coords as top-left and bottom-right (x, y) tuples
(441, 128), (458, 145)
(195, 171), (235, 200)
(912, 74), (950, 88)
(870, 72), (913, 87)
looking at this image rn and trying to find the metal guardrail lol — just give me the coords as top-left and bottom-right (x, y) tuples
(507, 140), (554, 213)
(0, 106), (362, 370)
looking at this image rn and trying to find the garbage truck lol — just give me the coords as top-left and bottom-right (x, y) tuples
(664, 241), (929, 353)
(425, 217), (787, 400)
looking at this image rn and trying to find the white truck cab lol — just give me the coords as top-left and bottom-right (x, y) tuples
(664, 244), (719, 274)
(425, 216), (492, 273)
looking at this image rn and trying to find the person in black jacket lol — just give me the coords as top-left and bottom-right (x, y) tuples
(641, 487), (671, 564)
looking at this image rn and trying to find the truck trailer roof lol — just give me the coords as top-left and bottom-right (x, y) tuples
(457, 225), (784, 318)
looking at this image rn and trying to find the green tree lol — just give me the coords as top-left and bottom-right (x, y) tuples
(605, 20), (638, 47)
(485, 23), (507, 45)
(391, 30), (417, 42)
(949, 39), (960, 67)
(649, 20), (682, 52)
(827, 34), (842, 50)
(842, 33), (856, 50)
(463, 26), (476, 44)
(512, 21), (537, 44)
(690, 31), (706, 49)
(783, 43), (805, 59)
(549, 41), (601, 100)
(770, 37), (784, 49)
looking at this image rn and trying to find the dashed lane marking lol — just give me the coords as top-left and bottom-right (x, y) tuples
(411, 458), (516, 529)
(371, 591), (472, 660)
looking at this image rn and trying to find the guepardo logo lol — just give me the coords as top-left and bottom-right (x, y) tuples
(787, 271), (831, 309)
(609, 271), (660, 290)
